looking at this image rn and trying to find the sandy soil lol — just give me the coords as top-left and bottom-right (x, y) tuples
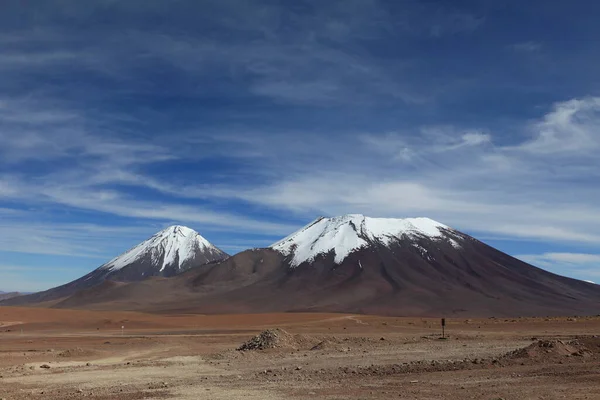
(1, 307), (599, 399)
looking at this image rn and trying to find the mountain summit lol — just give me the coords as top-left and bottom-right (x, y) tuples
(4, 225), (228, 305)
(271, 214), (462, 267)
(99, 225), (227, 277)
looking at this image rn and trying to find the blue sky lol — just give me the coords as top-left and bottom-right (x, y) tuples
(1, 0), (600, 292)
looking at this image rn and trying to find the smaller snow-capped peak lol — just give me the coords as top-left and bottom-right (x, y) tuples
(99, 225), (227, 273)
(271, 214), (457, 267)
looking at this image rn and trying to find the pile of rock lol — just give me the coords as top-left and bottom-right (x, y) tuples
(505, 339), (590, 361)
(237, 328), (295, 351)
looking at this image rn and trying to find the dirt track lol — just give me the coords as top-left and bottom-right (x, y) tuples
(1, 307), (600, 399)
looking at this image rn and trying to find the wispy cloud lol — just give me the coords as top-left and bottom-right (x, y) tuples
(0, 1), (486, 107)
(3, 94), (600, 249)
(515, 97), (600, 154)
(510, 41), (542, 52)
(516, 253), (600, 281)
(1, 0), (600, 290)
(178, 97), (600, 246)
(525, 253), (600, 264)
(0, 216), (155, 258)
(426, 10), (484, 37)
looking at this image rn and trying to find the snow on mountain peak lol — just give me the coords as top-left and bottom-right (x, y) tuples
(271, 214), (456, 267)
(99, 225), (223, 273)
(156, 225), (199, 241)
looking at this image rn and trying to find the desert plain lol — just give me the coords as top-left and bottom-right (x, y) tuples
(1, 307), (599, 399)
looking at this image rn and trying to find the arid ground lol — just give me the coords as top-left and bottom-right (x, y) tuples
(1, 307), (599, 399)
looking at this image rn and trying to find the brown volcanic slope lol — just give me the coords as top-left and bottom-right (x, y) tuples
(49, 232), (600, 318)
(6, 215), (600, 317)
(3, 225), (227, 307)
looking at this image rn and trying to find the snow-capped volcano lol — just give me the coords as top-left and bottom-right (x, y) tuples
(100, 225), (227, 274)
(271, 214), (462, 267)
(3, 225), (228, 305)
(6, 217), (600, 317)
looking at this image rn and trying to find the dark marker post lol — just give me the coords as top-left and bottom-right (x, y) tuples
(441, 318), (446, 338)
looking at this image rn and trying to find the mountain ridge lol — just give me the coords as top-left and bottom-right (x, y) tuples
(0, 291), (23, 301)
(4, 215), (600, 317)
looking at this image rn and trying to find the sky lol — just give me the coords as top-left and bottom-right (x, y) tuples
(1, 0), (600, 292)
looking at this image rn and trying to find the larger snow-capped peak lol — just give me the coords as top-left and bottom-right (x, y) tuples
(271, 214), (456, 267)
(99, 225), (225, 272)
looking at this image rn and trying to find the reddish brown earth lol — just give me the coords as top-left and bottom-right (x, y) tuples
(1, 306), (600, 399)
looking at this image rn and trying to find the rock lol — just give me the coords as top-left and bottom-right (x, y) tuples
(237, 328), (294, 351)
(295, 366), (302, 371)
(40, 364), (51, 369)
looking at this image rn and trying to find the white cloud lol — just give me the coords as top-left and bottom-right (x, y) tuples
(516, 97), (600, 154)
(0, 0), (487, 108)
(517, 252), (600, 265)
(187, 98), (600, 248)
(1, 2), (598, 291)
(0, 218), (156, 258)
(510, 41), (542, 52)
(7, 96), (600, 247)
(2, 72), (600, 263)
(1, 180), (297, 239)
(516, 252), (600, 281)
(460, 131), (491, 146)
(0, 95), (299, 253)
